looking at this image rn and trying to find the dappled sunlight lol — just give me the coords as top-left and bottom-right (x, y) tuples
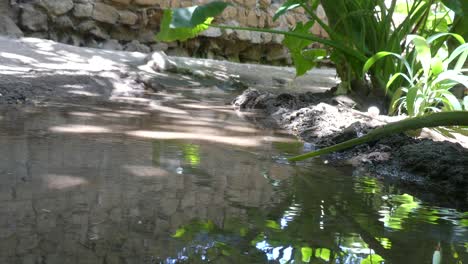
(149, 103), (189, 114)
(0, 52), (38, 64)
(123, 165), (170, 178)
(49, 124), (112, 134)
(43, 174), (89, 190)
(126, 130), (262, 147)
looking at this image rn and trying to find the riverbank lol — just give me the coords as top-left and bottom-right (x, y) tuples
(232, 88), (468, 206)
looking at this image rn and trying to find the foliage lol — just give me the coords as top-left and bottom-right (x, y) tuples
(289, 111), (468, 161)
(364, 33), (468, 115)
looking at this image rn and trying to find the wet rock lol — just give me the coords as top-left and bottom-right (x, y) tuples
(21, 4), (48, 31)
(0, 15), (23, 38)
(110, 27), (137, 41)
(137, 29), (156, 43)
(102, 39), (123, 50)
(40, 0), (74, 16)
(77, 20), (95, 33)
(266, 45), (288, 61)
(150, 42), (168, 52)
(73, 3), (93, 18)
(90, 25), (110, 40)
(124, 40), (151, 53)
(93, 3), (119, 24)
(144, 51), (177, 72)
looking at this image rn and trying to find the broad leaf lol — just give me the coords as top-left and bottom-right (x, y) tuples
(283, 21), (317, 76)
(440, 90), (462, 110)
(156, 9), (213, 42)
(190, 1), (231, 26)
(408, 35), (431, 78)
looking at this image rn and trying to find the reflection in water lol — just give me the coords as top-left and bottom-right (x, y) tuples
(0, 86), (466, 264)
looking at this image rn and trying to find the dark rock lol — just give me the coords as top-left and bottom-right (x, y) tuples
(0, 15), (24, 38)
(40, 0), (74, 16)
(21, 4), (48, 31)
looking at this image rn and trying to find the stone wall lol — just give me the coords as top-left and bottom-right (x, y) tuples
(7, 0), (327, 64)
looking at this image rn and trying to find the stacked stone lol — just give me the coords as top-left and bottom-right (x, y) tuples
(11, 0), (328, 65)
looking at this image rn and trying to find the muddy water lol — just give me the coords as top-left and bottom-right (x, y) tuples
(0, 86), (466, 264)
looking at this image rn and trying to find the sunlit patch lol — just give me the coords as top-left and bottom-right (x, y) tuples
(68, 111), (97, 117)
(149, 103), (189, 114)
(123, 165), (170, 178)
(0, 52), (38, 64)
(117, 110), (148, 116)
(44, 174), (88, 189)
(224, 125), (258, 133)
(49, 124), (111, 133)
(67, 90), (100, 97)
(126, 130), (261, 147)
(262, 136), (297, 143)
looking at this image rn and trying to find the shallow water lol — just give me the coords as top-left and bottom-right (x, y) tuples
(0, 86), (466, 264)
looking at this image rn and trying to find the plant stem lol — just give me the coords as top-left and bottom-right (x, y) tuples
(288, 111), (468, 161)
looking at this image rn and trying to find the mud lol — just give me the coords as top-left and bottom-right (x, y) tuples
(233, 88), (468, 202)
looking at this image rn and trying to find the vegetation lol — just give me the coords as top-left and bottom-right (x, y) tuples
(155, 0), (467, 160)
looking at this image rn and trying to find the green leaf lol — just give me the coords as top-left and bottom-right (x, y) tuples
(361, 254), (385, 264)
(408, 35), (431, 77)
(433, 70), (468, 88)
(406, 86), (419, 115)
(156, 9), (212, 42)
(190, 2), (231, 26)
(265, 220), (281, 230)
(301, 247), (312, 263)
(283, 21), (316, 76)
(440, 90), (462, 110)
(441, 0), (464, 15)
(172, 227), (186, 238)
(363, 52), (410, 77)
(386, 73), (411, 90)
(302, 48), (327, 60)
(431, 56), (444, 76)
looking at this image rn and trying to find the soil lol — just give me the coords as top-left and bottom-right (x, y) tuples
(232, 88), (468, 206)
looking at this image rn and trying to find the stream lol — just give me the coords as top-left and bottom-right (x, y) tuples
(0, 84), (466, 264)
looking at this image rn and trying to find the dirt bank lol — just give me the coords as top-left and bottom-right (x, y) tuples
(233, 88), (468, 205)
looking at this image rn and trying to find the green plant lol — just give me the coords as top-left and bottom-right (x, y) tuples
(156, 0), (463, 97)
(289, 111), (468, 161)
(363, 33), (468, 116)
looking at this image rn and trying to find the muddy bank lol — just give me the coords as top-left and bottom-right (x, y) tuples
(233, 88), (468, 204)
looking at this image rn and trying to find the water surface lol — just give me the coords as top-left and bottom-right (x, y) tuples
(0, 86), (466, 264)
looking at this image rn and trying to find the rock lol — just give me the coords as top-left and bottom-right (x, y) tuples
(73, 3), (93, 18)
(241, 46), (263, 61)
(111, 0), (132, 4)
(124, 40), (151, 53)
(40, 0), (74, 15)
(118, 10), (138, 25)
(110, 27), (137, 41)
(144, 51), (177, 72)
(85, 38), (99, 48)
(250, 31), (262, 44)
(0, 15), (23, 38)
(93, 3), (119, 24)
(150, 42), (168, 52)
(258, 0), (270, 8)
(266, 45), (287, 61)
(199, 27), (222, 38)
(77, 20), (96, 33)
(53, 15), (74, 29)
(20, 4), (48, 31)
(247, 10), (258, 27)
(244, 0), (256, 6)
(166, 47), (189, 57)
(137, 29), (156, 43)
(235, 30), (250, 41)
(90, 26), (110, 40)
(134, 0), (160, 5)
(222, 6), (237, 19)
(102, 39), (123, 50)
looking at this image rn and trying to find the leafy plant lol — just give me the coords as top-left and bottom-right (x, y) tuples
(363, 33), (468, 116)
